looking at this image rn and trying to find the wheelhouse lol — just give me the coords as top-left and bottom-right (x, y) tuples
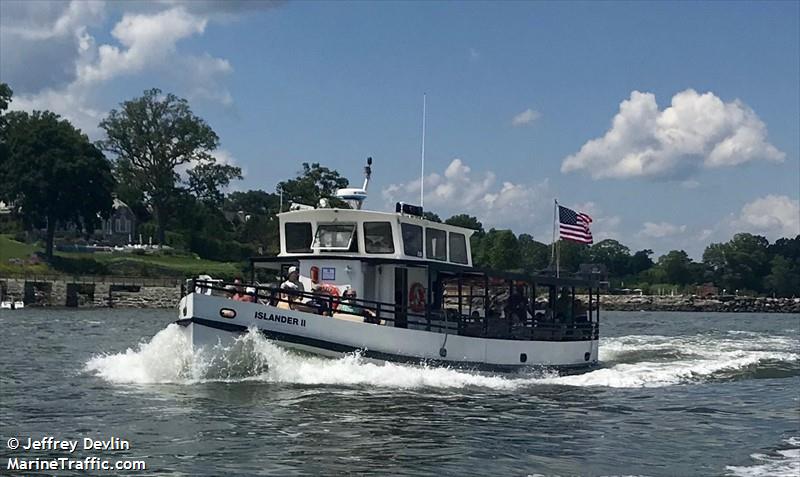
(279, 208), (474, 266)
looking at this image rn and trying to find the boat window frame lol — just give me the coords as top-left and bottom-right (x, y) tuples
(449, 232), (468, 264)
(284, 222), (313, 253)
(425, 227), (448, 261)
(312, 222), (358, 252)
(363, 221), (395, 254)
(401, 223), (423, 258)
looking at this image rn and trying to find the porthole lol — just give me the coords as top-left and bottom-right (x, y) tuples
(220, 308), (237, 319)
(584, 352), (591, 362)
(520, 353), (528, 363)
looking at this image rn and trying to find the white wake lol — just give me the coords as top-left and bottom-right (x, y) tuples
(85, 325), (798, 389)
(726, 437), (800, 477)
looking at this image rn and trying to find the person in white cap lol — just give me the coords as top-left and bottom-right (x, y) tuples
(281, 266), (305, 294)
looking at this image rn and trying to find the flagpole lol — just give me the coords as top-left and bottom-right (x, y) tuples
(551, 199), (558, 275)
(555, 199), (561, 278)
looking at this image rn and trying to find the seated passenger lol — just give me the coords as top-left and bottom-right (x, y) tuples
(241, 287), (257, 303)
(231, 278), (248, 301)
(338, 288), (377, 323)
(305, 285), (332, 316)
(281, 266), (305, 293)
(224, 284), (236, 299)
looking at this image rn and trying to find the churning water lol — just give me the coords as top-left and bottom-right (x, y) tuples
(1, 308), (798, 476)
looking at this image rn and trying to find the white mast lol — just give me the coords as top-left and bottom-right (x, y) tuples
(420, 93), (426, 207)
(551, 199), (559, 277)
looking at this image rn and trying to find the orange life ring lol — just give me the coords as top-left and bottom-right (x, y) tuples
(408, 282), (426, 313)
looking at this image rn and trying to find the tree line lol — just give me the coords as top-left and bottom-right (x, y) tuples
(0, 84), (797, 296)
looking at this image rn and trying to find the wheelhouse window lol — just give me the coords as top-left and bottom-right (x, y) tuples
(285, 222), (312, 253)
(426, 228), (447, 261)
(313, 223), (357, 252)
(401, 223), (423, 258)
(364, 222), (394, 254)
(449, 232), (468, 264)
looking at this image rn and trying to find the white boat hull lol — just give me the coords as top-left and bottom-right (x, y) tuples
(176, 293), (599, 370)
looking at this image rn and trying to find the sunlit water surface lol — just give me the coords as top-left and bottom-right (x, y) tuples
(1, 308), (798, 476)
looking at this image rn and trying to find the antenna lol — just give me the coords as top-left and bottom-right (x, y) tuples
(362, 156), (372, 191)
(420, 93), (426, 207)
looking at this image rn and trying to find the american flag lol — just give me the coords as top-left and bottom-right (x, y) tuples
(559, 205), (593, 244)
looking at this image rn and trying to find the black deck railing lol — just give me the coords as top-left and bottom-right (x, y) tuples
(187, 279), (599, 342)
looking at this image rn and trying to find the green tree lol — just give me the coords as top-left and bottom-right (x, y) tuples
(769, 236), (800, 264)
(225, 190), (280, 215)
(224, 190), (281, 254)
(0, 83), (12, 125)
(703, 233), (771, 292)
(557, 240), (590, 272)
(445, 214), (484, 234)
(589, 239), (631, 277)
(629, 249), (654, 276)
(99, 88), (235, 244)
(518, 233), (550, 271)
(3, 111), (114, 258)
(482, 229), (520, 270)
(187, 162), (242, 206)
(277, 163), (349, 209)
(764, 255), (800, 297)
(656, 250), (694, 286)
(422, 211), (442, 222)
(0, 83), (13, 197)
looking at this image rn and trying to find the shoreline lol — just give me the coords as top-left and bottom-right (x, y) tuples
(1, 277), (798, 313)
(597, 295), (800, 314)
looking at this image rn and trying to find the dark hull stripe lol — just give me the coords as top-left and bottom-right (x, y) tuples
(175, 317), (596, 373)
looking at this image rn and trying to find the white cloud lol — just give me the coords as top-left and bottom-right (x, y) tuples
(0, 1), (106, 93)
(561, 89), (785, 179)
(697, 229), (714, 242)
(78, 8), (207, 84)
(2, 1), (271, 138)
(638, 221), (688, 239)
(0, 0), (105, 41)
(382, 158), (551, 233)
(571, 201), (621, 241)
(511, 108), (541, 127)
(730, 195), (800, 239)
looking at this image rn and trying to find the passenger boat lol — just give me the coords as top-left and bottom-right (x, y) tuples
(176, 160), (602, 370)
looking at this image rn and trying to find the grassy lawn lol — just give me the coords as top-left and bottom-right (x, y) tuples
(0, 234), (242, 278)
(91, 253), (242, 278)
(0, 234), (39, 261)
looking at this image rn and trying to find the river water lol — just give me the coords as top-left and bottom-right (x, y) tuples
(1, 308), (798, 476)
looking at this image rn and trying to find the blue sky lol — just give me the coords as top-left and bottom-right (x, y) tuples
(2, 0), (798, 258)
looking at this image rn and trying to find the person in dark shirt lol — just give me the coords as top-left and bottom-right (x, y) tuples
(306, 285), (332, 316)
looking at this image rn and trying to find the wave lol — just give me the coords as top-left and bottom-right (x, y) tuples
(84, 326), (799, 390)
(85, 325), (545, 389)
(726, 437), (800, 477)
